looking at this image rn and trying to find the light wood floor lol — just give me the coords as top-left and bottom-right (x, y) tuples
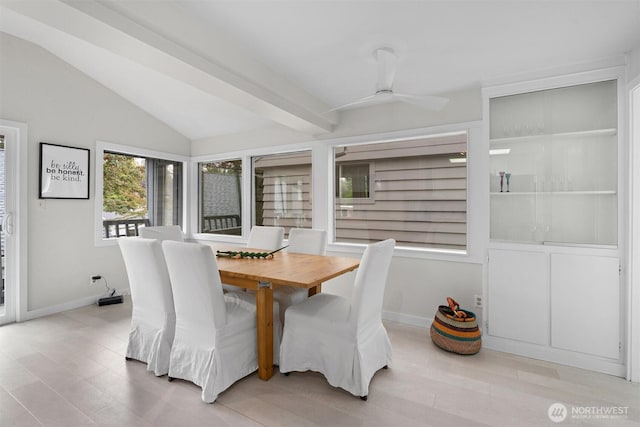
(0, 297), (638, 426)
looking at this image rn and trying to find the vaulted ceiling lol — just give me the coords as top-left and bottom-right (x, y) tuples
(1, 0), (639, 140)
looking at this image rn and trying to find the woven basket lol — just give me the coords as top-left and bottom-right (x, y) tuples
(430, 298), (481, 355)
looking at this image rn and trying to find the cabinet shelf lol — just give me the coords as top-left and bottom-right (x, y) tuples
(489, 79), (618, 247)
(490, 128), (616, 144)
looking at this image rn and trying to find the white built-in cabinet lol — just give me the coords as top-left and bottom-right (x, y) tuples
(550, 253), (620, 360)
(487, 249), (548, 346)
(483, 70), (625, 377)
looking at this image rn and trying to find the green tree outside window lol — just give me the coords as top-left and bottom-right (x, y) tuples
(103, 153), (147, 217)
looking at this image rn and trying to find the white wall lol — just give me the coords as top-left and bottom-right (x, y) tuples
(629, 47), (640, 81)
(0, 33), (190, 313)
(192, 87), (481, 156)
(192, 85), (484, 327)
(628, 46), (640, 381)
(0, 30), (484, 325)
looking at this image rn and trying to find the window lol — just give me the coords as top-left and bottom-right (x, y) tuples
(336, 162), (372, 199)
(333, 133), (468, 251)
(199, 160), (242, 235)
(253, 151), (312, 236)
(102, 151), (183, 239)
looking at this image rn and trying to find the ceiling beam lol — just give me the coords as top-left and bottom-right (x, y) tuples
(2, 0), (337, 134)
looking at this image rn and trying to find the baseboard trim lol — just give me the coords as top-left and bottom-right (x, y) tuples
(382, 310), (430, 329)
(483, 335), (626, 378)
(22, 289), (130, 321)
(382, 309), (625, 378)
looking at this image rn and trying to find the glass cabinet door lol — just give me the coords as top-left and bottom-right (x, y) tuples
(489, 80), (617, 246)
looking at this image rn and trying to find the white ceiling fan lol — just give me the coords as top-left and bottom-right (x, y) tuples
(329, 46), (449, 112)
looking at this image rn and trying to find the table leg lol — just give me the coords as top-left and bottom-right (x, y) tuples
(308, 284), (322, 297)
(256, 281), (274, 380)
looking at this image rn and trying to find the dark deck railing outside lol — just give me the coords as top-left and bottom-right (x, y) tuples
(103, 218), (150, 238)
(202, 214), (241, 235)
(101, 214), (241, 240)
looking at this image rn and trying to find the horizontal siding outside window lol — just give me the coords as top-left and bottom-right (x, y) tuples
(253, 151), (312, 237)
(334, 133), (468, 251)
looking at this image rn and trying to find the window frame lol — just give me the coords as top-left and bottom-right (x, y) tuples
(188, 121), (484, 263)
(190, 145), (315, 244)
(324, 123), (484, 263)
(251, 150), (313, 233)
(335, 160), (375, 203)
(190, 154), (249, 244)
(329, 131), (474, 255)
(146, 157), (183, 228)
(197, 158), (244, 237)
(94, 141), (189, 247)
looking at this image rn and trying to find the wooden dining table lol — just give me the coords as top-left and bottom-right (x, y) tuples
(215, 248), (360, 380)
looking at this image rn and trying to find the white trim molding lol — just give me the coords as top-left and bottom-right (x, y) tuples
(0, 119), (28, 324)
(191, 121), (485, 264)
(94, 140), (189, 247)
(21, 289), (130, 321)
(627, 75), (640, 382)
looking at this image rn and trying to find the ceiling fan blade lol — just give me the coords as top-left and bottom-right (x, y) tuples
(326, 94), (381, 112)
(394, 93), (449, 111)
(375, 47), (396, 91)
(329, 46), (447, 113)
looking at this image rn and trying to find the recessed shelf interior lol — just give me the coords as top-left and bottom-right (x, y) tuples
(489, 80), (618, 246)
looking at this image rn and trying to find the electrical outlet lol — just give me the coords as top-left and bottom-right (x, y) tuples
(474, 294), (483, 308)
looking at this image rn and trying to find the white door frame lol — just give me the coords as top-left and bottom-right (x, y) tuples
(0, 119), (28, 324)
(628, 77), (640, 382)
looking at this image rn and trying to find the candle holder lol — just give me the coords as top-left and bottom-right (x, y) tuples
(505, 172), (511, 192)
(499, 171), (505, 192)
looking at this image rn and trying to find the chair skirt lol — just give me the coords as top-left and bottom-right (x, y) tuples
(279, 294), (392, 397)
(126, 309), (175, 376)
(224, 291), (282, 364)
(167, 296), (258, 403)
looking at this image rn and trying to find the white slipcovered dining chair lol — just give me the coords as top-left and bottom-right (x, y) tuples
(162, 240), (259, 403)
(246, 225), (285, 251)
(139, 225), (184, 241)
(273, 228), (327, 323)
(118, 237), (175, 376)
(279, 238), (395, 400)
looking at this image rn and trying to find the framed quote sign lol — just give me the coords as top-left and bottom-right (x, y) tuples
(39, 142), (90, 199)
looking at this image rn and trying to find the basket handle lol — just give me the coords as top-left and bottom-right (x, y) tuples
(447, 297), (467, 319)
